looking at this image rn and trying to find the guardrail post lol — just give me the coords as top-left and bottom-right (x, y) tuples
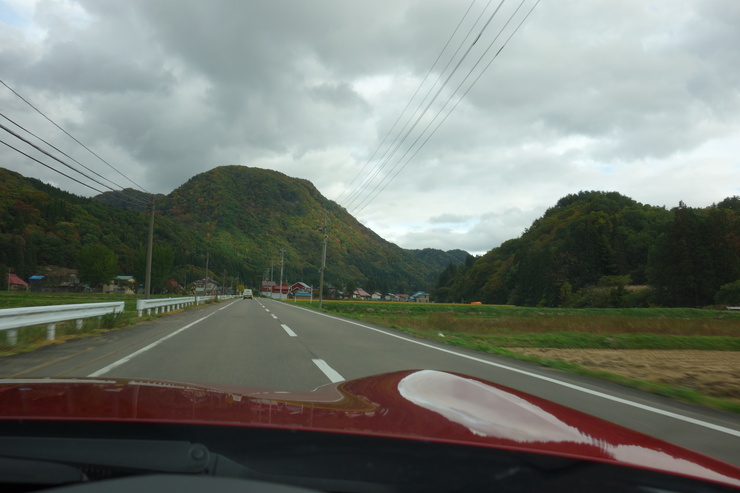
(7, 329), (17, 346)
(47, 323), (56, 341)
(76, 319), (83, 330)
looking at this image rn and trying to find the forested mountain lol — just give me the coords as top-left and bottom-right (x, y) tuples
(435, 191), (740, 307)
(94, 188), (164, 212)
(6, 166), (737, 307)
(0, 166), (465, 293)
(155, 166), (454, 292)
(408, 248), (469, 273)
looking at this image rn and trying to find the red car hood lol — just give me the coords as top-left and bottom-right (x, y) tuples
(0, 369), (738, 487)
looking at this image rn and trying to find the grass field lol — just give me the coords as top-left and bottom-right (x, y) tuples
(313, 301), (740, 343)
(304, 300), (740, 412)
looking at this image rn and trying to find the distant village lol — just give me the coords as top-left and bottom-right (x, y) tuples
(6, 268), (431, 303)
(259, 280), (430, 303)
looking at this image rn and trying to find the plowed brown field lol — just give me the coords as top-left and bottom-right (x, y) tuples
(508, 349), (740, 399)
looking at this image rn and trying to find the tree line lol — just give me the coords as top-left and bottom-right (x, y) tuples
(434, 192), (740, 308)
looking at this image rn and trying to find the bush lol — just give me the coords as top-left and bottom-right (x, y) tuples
(715, 280), (740, 306)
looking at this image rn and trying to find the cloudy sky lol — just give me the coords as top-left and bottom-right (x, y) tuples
(1, 0), (738, 254)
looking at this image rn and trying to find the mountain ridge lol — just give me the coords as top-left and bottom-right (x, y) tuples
(0, 166), (468, 293)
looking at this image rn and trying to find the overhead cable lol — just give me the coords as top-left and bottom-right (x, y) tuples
(0, 138), (106, 195)
(342, 1), (497, 211)
(353, 0), (541, 215)
(0, 112), (149, 206)
(344, 1), (507, 213)
(335, 0), (478, 204)
(1, 128), (149, 209)
(0, 78), (149, 193)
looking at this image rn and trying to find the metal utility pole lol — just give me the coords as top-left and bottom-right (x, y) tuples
(279, 248), (286, 300)
(144, 195), (155, 299)
(318, 212), (328, 309)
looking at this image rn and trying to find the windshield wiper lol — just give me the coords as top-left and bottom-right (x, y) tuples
(0, 456), (87, 485)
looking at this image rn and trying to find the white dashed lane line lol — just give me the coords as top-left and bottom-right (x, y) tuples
(264, 302), (344, 384)
(312, 359), (344, 383)
(281, 324), (297, 337)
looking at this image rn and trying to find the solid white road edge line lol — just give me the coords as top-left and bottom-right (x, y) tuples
(279, 301), (740, 438)
(312, 358), (344, 383)
(87, 302), (236, 377)
(281, 324), (297, 337)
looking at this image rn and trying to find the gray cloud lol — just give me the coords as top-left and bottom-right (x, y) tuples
(1, 0), (738, 255)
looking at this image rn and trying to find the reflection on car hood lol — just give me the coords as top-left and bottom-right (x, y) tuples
(0, 369), (738, 487)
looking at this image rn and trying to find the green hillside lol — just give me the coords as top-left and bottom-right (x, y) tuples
(435, 191), (740, 308)
(0, 166), (465, 294)
(157, 165), (461, 292)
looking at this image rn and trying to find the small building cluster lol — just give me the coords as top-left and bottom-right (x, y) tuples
(259, 280), (430, 302)
(7, 269), (86, 292)
(350, 289), (430, 303)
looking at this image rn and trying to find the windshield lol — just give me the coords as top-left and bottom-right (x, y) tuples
(0, 1), (739, 491)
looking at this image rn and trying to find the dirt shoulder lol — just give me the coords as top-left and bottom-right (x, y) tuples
(507, 348), (740, 400)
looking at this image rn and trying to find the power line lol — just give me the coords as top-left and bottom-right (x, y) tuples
(0, 78), (149, 193)
(352, 0), (516, 214)
(0, 138), (106, 195)
(349, 0), (539, 215)
(0, 111), (147, 204)
(353, 0), (541, 215)
(344, 0), (507, 213)
(0, 125), (149, 209)
(0, 121), (122, 193)
(335, 0), (478, 204)
(342, 0), (494, 210)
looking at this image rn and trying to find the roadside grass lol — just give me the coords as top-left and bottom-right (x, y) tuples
(0, 311), (138, 356)
(0, 291), (168, 312)
(0, 291), (211, 356)
(303, 300), (740, 413)
(313, 301), (740, 338)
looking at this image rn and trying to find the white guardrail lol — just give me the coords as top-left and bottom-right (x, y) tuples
(0, 302), (124, 345)
(0, 295), (241, 346)
(136, 295), (238, 316)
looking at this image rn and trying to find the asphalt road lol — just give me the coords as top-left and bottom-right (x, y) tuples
(1, 297), (739, 465)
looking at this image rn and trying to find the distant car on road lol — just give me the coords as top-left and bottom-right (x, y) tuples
(243, 289), (253, 300)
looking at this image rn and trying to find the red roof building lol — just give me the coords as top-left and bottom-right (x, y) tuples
(7, 273), (29, 290)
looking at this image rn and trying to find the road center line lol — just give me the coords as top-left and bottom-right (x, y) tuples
(281, 302), (740, 438)
(280, 324), (297, 337)
(271, 314), (278, 319)
(87, 306), (225, 377)
(312, 359), (344, 383)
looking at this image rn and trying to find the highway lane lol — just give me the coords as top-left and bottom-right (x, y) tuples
(263, 299), (740, 465)
(0, 297), (738, 465)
